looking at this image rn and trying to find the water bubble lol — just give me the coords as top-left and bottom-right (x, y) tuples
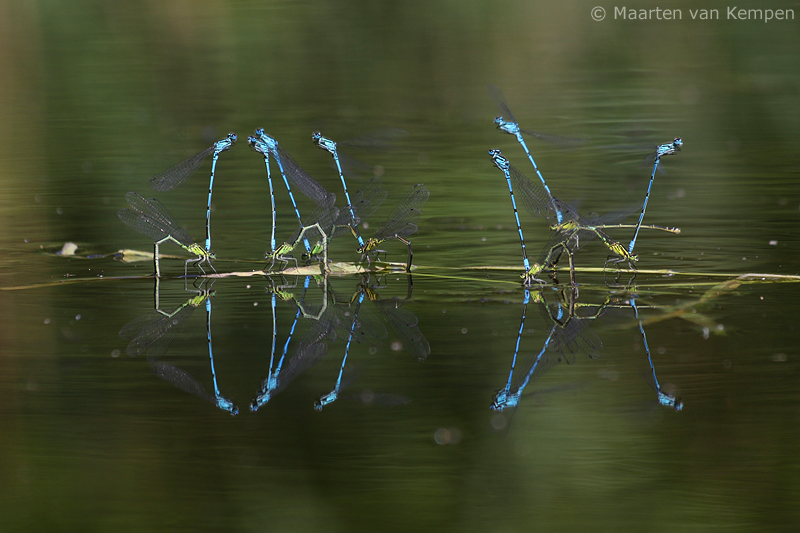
(490, 414), (507, 430)
(434, 428), (451, 445)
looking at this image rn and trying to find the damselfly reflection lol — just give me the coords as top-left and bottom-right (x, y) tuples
(630, 296), (683, 411)
(250, 276), (335, 411)
(314, 286), (370, 410)
(119, 279), (238, 415)
(491, 288), (605, 411)
(490, 286), (686, 417)
(118, 274), (427, 414)
(251, 274), (428, 411)
(314, 275), (429, 410)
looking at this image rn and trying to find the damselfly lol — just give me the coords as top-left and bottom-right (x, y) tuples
(248, 132), (330, 253)
(628, 138), (683, 254)
(488, 85), (583, 225)
(149, 133), (236, 253)
(118, 192), (215, 278)
(356, 184), (430, 272)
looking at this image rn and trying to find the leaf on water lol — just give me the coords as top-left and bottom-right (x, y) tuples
(116, 249), (183, 263)
(59, 242), (79, 256)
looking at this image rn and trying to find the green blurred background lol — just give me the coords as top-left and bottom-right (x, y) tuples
(2, 1), (800, 531)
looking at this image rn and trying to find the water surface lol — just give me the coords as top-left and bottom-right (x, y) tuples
(2, 1), (800, 531)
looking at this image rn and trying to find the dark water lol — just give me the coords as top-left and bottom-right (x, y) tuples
(2, 1), (800, 531)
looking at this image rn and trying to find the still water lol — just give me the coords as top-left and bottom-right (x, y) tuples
(2, 1), (800, 531)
